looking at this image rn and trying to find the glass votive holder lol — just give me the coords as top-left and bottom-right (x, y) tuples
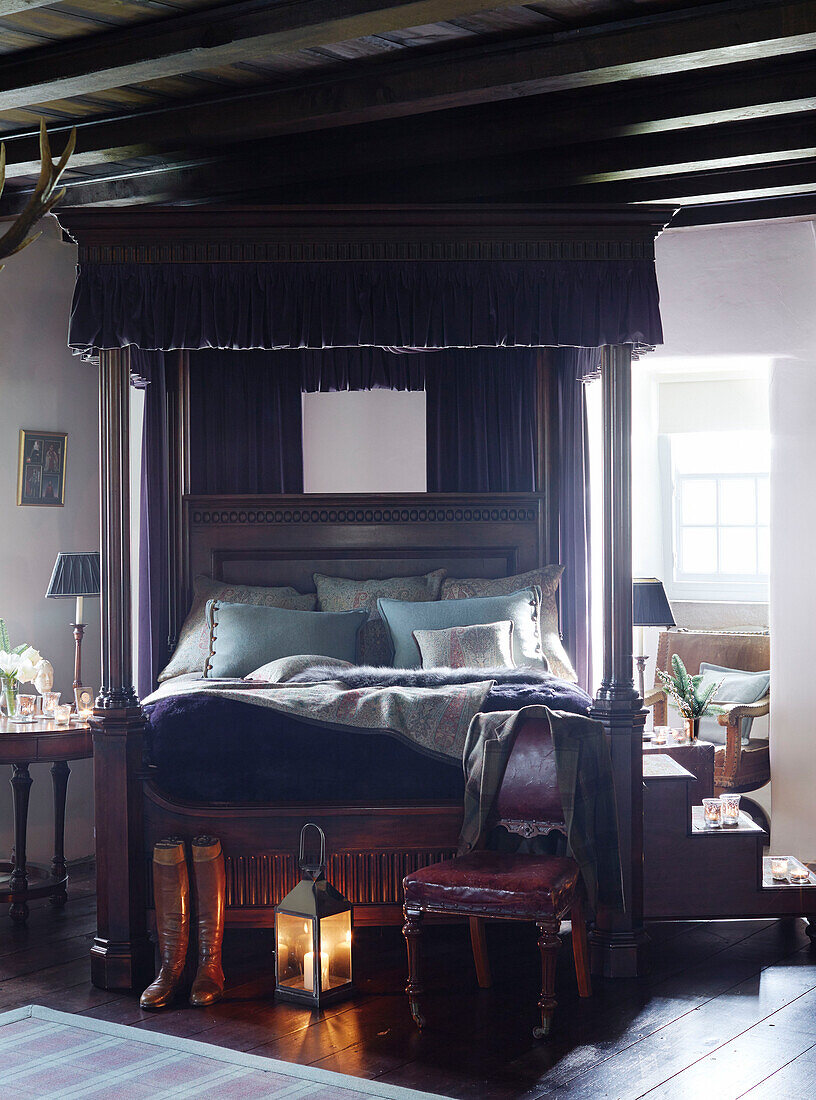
(702, 797), (722, 828)
(652, 726), (669, 745)
(789, 862), (810, 884)
(41, 690), (61, 715)
(720, 793), (741, 828)
(771, 857), (789, 881)
(13, 694), (37, 722)
(672, 727), (687, 743)
(53, 703), (72, 726)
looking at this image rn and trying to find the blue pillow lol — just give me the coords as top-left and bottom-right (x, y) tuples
(377, 587), (543, 669)
(697, 662), (770, 745)
(204, 600), (367, 678)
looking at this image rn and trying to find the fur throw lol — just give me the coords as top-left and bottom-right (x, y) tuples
(287, 663), (554, 689)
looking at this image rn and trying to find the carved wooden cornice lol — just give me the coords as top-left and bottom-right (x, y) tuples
(56, 204), (675, 264)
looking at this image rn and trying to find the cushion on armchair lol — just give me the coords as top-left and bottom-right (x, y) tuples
(697, 663), (770, 745)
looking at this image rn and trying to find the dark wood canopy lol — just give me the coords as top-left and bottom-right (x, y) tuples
(1, 0), (814, 223)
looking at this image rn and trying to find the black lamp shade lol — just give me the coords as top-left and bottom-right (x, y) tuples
(633, 578), (675, 627)
(45, 552), (101, 599)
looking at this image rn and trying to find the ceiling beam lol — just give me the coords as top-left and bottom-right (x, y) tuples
(3, 0), (815, 125)
(0, 0), (535, 113)
(6, 110), (815, 213)
(4, 42), (816, 182)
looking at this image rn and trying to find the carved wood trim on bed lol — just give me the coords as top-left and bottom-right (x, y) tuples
(177, 491), (550, 633)
(143, 782), (463, 927)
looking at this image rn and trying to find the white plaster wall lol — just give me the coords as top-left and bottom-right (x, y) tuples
(0, 218), (98, 863)
(654, 218), (816, 858)
(302, 389), (426, 493)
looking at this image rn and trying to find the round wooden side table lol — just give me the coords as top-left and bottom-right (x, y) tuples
(0, 717), (92, 923)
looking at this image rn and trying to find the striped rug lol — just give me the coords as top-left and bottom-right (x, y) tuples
(0, 1005), (446, 1099)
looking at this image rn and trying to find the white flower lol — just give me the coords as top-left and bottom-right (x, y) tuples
(0, 651), (20, 678)
(34, 659), (54, 694)
(20, 646), (41, 667)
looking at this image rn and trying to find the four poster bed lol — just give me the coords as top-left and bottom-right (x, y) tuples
(57, 204), (673, 992)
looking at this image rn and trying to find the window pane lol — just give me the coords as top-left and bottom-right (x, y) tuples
(758, 526), (770, 574)
(719, 478), (756, 526)
(681, 479), (717, 525)
(681, 528), (717, 574)
(719, 528), (756, 575)
(757, 477), (770, 525)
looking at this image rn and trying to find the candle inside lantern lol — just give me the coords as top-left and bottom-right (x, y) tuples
(720, 794), (741, 827)
(333, 929), (352, 980)
(771, 857), (789, 881)
(303, 949), (330, 992)
(702, 798), (721, 828)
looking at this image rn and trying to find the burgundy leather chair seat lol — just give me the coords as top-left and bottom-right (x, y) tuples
(404, 851), (579, 919)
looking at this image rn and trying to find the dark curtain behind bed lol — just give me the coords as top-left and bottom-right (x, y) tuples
(132, 349), (171, 700)
(554, 347), (602, 691)
(425, 349), (538, 492)
(188, 349), (304, 494)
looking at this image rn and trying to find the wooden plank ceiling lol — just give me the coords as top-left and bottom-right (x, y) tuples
(0, 0), (814, 223)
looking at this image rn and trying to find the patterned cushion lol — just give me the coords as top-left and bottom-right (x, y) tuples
(413, 621), (515, 670)
(379, 588), (543, 670)
(313, 569), (446, 666)
(441, 567), (576, 682)
(158, 575), (317, 682)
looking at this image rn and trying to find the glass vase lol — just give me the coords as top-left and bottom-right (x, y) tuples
(684, 716), (700, 742)
(1, 678), (17, 720)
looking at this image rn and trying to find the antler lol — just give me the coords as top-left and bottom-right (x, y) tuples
(0, 120), (76, 269)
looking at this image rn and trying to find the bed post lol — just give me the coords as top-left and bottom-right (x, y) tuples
(90, 347), (152, 991)
(589, 343), (647, 978)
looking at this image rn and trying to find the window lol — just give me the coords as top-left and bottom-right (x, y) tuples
(662, 431), (770, 600)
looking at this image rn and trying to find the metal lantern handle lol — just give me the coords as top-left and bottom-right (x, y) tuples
(298, 822), (326, 879)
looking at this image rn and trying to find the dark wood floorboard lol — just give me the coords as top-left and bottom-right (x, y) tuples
(1, 871), (816, 1099)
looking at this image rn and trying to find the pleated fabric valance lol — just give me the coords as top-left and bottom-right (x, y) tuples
(67, 259), (664, 355)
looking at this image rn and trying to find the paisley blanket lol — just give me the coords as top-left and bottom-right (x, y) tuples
(144, 656), (592, 765)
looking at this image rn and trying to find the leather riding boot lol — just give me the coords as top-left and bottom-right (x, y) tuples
(140, 838), (189, 1010)
(189, 835), (226, 1006)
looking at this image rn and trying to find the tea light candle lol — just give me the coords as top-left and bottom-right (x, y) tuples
(789, 863), (810, 884)
(652, 726), (669, 745)
(53, 703), (71, 726)
(720, 794), (741, 827)
(41, 691), (60, 715)
(771, 857), (789, 881)
(15, 694), (36, 719)
(702, 798), (721, 828)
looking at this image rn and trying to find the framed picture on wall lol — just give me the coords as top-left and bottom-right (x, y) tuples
(17, 429), (67, 506)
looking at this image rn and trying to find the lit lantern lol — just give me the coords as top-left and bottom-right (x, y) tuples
(274, 823), (354, 1007)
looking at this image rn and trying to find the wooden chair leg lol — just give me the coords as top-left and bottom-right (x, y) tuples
(534, 920), (560, 1039)
(402, 906), (426, 1029)
(469, 917), (492, 989)
(570, 894), (592, 998)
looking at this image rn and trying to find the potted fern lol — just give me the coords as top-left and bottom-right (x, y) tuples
(656, 654), (724, 741)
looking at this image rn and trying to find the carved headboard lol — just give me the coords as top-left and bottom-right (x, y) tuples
(177, 491), (548, 641)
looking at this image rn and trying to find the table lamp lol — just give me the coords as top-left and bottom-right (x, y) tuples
(633, 578), (675, 702)
(45, 551), (101, 694)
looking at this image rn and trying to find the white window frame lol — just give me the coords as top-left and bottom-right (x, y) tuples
(659, 436), (769, 602)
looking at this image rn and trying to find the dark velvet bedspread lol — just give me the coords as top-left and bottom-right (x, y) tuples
(144, 675), (592, 804)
